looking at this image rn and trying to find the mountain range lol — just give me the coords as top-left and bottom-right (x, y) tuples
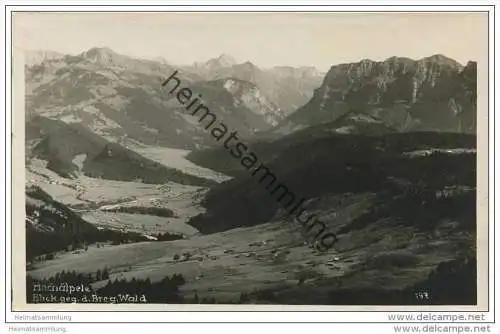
(181, 53), (324, 114)
(24, 47), (478, 305)
(26, 48), (324, 150)
(24, 47), (477, 187)
(26, 48), (476, 144)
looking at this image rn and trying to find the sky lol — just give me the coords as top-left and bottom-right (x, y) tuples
(13, 12), (488, 71)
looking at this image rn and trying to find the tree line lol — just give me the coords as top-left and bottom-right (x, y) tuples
(102, 205), (176, 218)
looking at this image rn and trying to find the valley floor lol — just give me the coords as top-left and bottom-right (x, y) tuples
(25, 145), (476, 305)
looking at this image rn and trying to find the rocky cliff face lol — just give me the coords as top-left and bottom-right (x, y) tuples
(277, 55), (476, 135)
(177, 77), (285, 136)
(218, 78), (285, 126)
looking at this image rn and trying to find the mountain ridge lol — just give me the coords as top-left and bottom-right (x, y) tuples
(25, 47), (477, 153)
(25, 47), (290, 150)
(276, 55), (476, 135)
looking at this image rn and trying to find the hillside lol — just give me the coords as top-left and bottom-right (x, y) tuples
(189, 78), (286, 130)
(187, 131), (476, 235)
(26, 116), (216, 187)
(28, 130), (477, 305)
(25, 185), (152, 263)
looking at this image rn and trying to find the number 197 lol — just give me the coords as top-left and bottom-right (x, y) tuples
(415, 291), (430, 300)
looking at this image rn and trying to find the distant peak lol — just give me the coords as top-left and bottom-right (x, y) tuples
(84, 47), (117, 55)
(216, 53), (236, 63)
(205, 53), (236, 68)
(465, 60), (477, 68)
(425, 54), (451, 60)
(239, 60), (257, 68)
(384, 56), (414, 63)
(418, 54), (463, 68)
(80, 47), (121, 65)
(24, 50), (65, 66)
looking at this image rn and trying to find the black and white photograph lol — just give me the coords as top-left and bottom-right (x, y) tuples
(11, 11), (488, 310)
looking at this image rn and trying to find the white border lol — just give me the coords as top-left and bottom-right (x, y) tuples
(2, 3), (497, 325)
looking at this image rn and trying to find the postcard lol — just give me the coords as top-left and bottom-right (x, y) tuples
(9, 11), (490, 312)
